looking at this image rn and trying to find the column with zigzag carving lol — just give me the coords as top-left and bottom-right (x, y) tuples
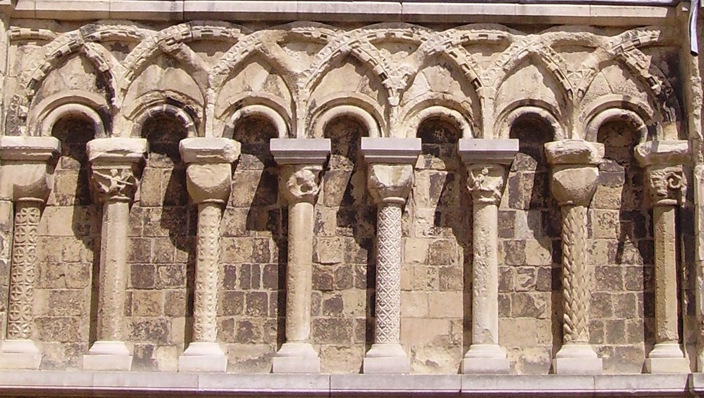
(636, 140), (691, 373)
(177, 138), (240, 373)
(83, 138), (147, 371)
(361, 137), (420, 374)
(0, 137), (60, 370)
(545, 139), (603, 375)
(458, 138), (517, 374)
(270, 138), (330, 374)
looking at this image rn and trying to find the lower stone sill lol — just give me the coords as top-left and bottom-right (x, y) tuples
(0, 372), (699, 396)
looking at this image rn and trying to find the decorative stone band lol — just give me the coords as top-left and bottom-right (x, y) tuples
(86, 138), (148, 203)
(0, 136), (60, 202)
(459, 139), (518, 205)
(635, 140), (690, 207)
(179, 138), (241, 205)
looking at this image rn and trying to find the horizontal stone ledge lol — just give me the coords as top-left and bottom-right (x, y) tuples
(9, 0), (677, 25)
(0, 372), (695, 396)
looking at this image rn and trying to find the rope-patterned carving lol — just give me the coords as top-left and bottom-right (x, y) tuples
(7, 201), (41, 340)
(560, 205), (590, 344)
(193, 203), (222, 343)
(375, 203), (403, 344)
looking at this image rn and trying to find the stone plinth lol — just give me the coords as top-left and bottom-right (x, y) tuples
(270, 138), (330, 374)
(636, 140), (690, 374)
(545, 139), (604, 375)
(458, 138), (517, 375)
(0, 136), (60, 370)
(361, 137), (420, 374)
(178, 138), (240, 372)
(83, 138), (148, 371)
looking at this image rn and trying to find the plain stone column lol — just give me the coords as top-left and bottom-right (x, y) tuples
(458, 139), (517, 374)
(362, 137), (420, 374)
(270, 138), (330, 373)
(83, 138), (147, 371)
(636, 140), (691, 373)
(0, 136), (60, 369)
(545, 139), (604, 375)
(178, 137), (240, 372)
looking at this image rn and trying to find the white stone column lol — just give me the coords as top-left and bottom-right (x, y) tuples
(635, 140), (691, 374)
(0, 136), (60, 369)
(545, 139), (604, 375)
(178, 137), (240, 372)
(270, 138), (330, 374)
(361, 137), (420, 374)
(458, 139), (518, 374)
(83, 138), (147, 371)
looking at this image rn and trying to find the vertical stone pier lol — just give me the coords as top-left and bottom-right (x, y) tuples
(635, 140), (690, 374)
(361, 137), (420, 374)
(83, 138), (147, 371)
(458, 139), (518, 374)
(0, 136), (60, 369)
(178, 137), (240, 372)
(545, 139), (604, 375)
(270, 138), (331, 373)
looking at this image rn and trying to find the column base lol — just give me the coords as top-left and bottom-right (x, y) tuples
(0, 339), (41, 369)
(272, 342), (320, 373)
(363, 343), (410, 374)
(553, 343), (602, 375)
(83, 341), (132, 371)
(461, 344), (510, 374)
(646, 343), (690, 373)
(178, 341), (227, 372)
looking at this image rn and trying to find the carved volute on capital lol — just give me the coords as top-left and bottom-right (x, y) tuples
(180, 138), (241, 205)
(280, 165), (323, 204)
(367, 164), (414, 205)
(87, 138), (148, 203)
(545, 140), (604, 207)
(635, 140), (690, 207)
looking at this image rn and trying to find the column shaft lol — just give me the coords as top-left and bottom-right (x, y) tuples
(560, 205), (590, 345)
(375, 202), (403, 345)
(285, 200), (314, 343)
(7, 200), (41, 341)
(193, 202), (223, 343)
(97, 200), (129, 341)
(471, 201), (499, 346)
(653, 205), (680, 344)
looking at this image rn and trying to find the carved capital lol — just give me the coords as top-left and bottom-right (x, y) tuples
(545, 140), (603, 207)
(645, 165), (686, 207)
(367, 164), (414, 204)
(280, 164), (323, 204)
(186, 163), (232, 205)
(467, 164), (509, 205)
(0, 136), (60, 202)
(90, 166), (139, 202)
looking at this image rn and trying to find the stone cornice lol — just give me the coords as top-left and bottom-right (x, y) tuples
(270, 138), (331, 166)
(361, 138), (421, 165)
(458, 139), (518, 166)
(179, 138), (240, 165)
(6, 0), (679, 26)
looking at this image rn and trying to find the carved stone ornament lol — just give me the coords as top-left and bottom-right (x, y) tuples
(545, 140), (604, 207)
(646, 165), (686, 206)
(367, 164), (414, 204)
(0, 136), (60, 202)
(467, 164), (509, 204)
(280, 164), (323, 204)
(185, 163), (232, 205)
(91, 166), (138, 202)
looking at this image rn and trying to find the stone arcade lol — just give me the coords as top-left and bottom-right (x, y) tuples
(0, 0), (704, 396)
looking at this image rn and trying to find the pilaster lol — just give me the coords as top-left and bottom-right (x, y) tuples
(0, 136), (60, 369)
(458, 138), (517, 374)
(83, 138), (147, 371)
(545, 139), (604, 375)
(178, 137), (240, 373)
(635, 140), (691, 374)
(361, 137), (420, 374)
(270, 138), (330, 374)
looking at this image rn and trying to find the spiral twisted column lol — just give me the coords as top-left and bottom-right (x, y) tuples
(270, 138), (330, 374)
(83, 138), (147, 371)
(545, 139), (603, 375)
(361, 137), (420, 374)
(0, 136), (60, 369)
(178, 138), (240, 372)
(636, 140), (691, 373)
(458, 138), (517, 374)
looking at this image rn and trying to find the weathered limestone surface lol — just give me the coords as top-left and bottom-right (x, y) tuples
(0, 7), (697, 385)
